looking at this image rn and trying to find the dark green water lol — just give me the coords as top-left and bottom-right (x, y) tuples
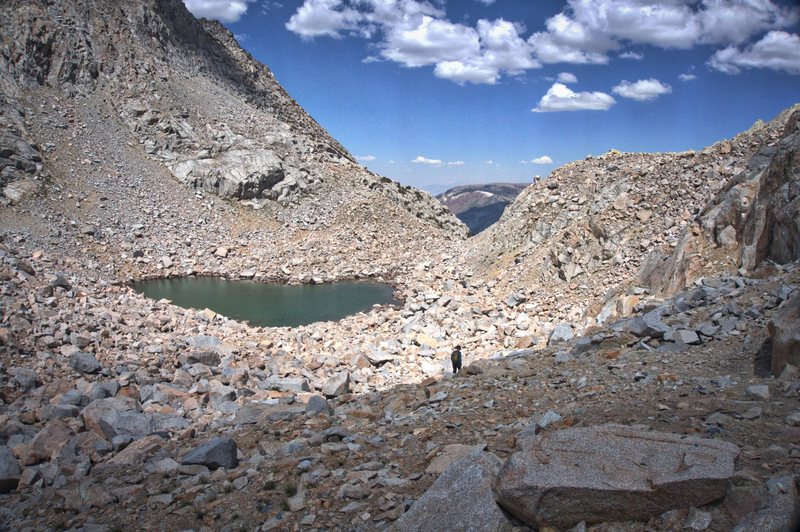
(130, 277), (400, 328)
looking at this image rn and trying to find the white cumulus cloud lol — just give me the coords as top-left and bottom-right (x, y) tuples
(285, 0), (362, 39)
(612, 78), (673, 101)
(382, 15), (480, 67)
(527, 0), (798, 66)
(285, 0), (539, 84)
(532, 82), (615, 112)
(447, 161), (465, 166)
(412, 156), (443, 165)
(709, 31), (800, 74)
(356, 155), (376, 162)
(557, 72), (578, 83)
(284, 0), (800, 84)
(434, 60), (499, 85)
(183, 0), (255, 22)
(679, 72), (697, 81)
(531, 155), (553, 164)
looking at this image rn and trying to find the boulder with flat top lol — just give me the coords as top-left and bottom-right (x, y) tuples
(494, 424), (739, 529)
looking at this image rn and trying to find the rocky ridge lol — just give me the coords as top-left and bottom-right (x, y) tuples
(465, 107), (798, 341)
(0, 0), (799, 530)
(0, 0), (465, 236)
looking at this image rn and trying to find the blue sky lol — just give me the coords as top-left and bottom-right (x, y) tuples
(185, 0), (800, 194)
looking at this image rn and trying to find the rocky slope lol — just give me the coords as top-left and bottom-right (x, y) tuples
(0, 0), (466, 237)
(465, 107), (799, 341)
(437, 182), (528, 234)
(0, 0), (798, 530)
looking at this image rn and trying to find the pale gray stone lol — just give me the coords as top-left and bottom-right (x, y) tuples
(495, 424), (739, 529)
(732, 476), (798, 532)
(233, 403), (305, 424)
(548, 323), (574, 344)
(390, 449), (513, 532)
(322, 372), (350, 397)
(613, 309), (673, 338)
(82, 396), (151, 441)
(258, 375), (310, 393)
(746, 384), (770, 400)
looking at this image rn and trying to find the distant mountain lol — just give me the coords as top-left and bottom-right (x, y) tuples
(437, 182), (528, 234)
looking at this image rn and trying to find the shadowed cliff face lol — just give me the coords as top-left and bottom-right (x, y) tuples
(641, 107), (800, 296)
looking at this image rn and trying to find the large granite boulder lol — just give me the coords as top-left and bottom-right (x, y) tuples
(494, 424), (739, 529)
(390, 449), (514, 532)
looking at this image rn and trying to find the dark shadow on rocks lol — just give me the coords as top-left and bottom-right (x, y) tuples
(753, 337), (772, 377)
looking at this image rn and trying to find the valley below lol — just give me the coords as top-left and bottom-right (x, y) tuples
(1, 1), (799, 531)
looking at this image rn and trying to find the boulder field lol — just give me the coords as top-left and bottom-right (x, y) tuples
(1, 0), (799, 530)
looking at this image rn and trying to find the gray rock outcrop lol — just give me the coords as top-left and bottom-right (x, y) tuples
(181, 436), (238, 470)
(81, 397), (152, 442)
(494, 424), (739, 529)
(648, 107), (800, 295)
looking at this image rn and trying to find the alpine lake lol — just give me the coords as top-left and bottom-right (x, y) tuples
(130, 277), (401, 328)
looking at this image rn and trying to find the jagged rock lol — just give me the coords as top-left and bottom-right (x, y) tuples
(390, 449), (513, 532)
(739, 113), (800, 269)
(426, 444), (487, 475)
(24, 420), (75, 465)
(69, 351), (101, 374)
(745, 384), (770, 400)
(548, 324), (574, 344)
(181, 436), (238, 470)
(305, 395), (333, 416)
(81, 397), (152, 441)
(322, 371), (350, 397)
(613, 309), (672, 338)
(506, 292), (527, 307)
(0, 445), (21, 493)
(768, 294), (800, 375)
(494, 425), (739, 529)
(366, 351), (396, 366)
(40, 404), (81, 421)
(258, 376), (310, 393)
(665, 329), (701, 345)
(61, 480), (118, 510)
(3, 179), (37, 203)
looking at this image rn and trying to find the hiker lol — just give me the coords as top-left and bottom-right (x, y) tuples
(451, 345), (462, 374)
